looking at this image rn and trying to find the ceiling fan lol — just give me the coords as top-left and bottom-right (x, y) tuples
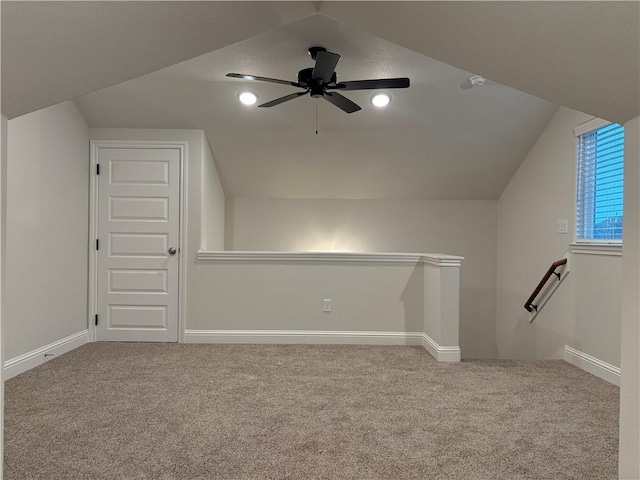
(227, 46), (410, 114)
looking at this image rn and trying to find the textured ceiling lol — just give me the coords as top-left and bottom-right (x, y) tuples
(3, 1), (638, 123)
(3, 1), (638, 200)
(321, 1), (639, 125)
(1, 1), (316, 119)
(76, 15), (557, 200)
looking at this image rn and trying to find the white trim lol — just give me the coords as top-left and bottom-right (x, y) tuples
(421, 333), (461, 363)
(184, 329), (423, 346)
(569, 243), (622, 256)
(564, 345), (620, 386)
(89, 140), (187, 344)
(573, 117), (611, 137)
(3, 330), (89, 380)
(184, 330), (461, 363)
(178, 142), (188, 344)
(88, 141), (99, 342)
(196, 251), (464, 267)
(1, 115), (7, 479)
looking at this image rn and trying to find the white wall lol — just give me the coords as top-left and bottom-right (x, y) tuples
(572, 253), (621, 366)
(1, 113), (8, 478)
(188, 251), (463, 362)
(5, 102), (90, 360)
(620, 115), (640, 479)
(497, 106), (623, 364)
(225, 198), (497, 358)
(189, 260), (424, 333)
(201, 139), (225, 250)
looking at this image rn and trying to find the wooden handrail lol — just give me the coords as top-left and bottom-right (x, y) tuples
(524, 258), (568, 312)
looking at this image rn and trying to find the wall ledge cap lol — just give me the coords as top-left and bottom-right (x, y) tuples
(196, 251), (464, 266)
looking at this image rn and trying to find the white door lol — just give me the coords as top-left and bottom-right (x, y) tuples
(96, 146), (181, 342)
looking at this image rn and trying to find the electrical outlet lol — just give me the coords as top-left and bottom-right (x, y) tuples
(323, 299), (332, 313)
(557, 219), (568, 234)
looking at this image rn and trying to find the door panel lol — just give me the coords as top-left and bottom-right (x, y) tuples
(108, 305), (167, 329)
(109, 197), (169, 221)
(97, 146), (180, 342)
(108, 269), (168, 294)
(110, 160), (169, 185)
(109, 233), (169, 257)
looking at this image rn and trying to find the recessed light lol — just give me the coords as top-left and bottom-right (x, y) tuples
(371, 93), (390, 108)
(238, 91), (258, 105)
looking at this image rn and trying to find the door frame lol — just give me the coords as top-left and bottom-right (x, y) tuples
(88, 140), (188, 343)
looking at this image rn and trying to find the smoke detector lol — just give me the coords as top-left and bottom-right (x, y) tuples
(468, 75), (486, 87)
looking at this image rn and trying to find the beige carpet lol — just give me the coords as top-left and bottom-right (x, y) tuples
(4, 343), (619, 479)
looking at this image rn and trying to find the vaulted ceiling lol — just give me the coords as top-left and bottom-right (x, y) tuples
(320, 1), (640, 126)
(74, 14), (557, 199)
(2, 1), (638, 200)
(1, 1), (317, 119)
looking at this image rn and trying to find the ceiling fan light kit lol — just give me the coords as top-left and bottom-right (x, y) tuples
(227, 46), (410, 114)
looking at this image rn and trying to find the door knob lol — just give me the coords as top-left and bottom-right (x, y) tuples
(168, 247), (177, 255)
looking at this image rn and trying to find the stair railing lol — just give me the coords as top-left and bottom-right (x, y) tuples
(524, 258), (568, 322)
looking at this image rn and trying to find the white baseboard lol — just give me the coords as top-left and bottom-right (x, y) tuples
(185, 329), (423, 346)
(4, 330), (89, 380)
(184, 329), (461, 363)
(421, 333), (461, 363)
(564, 345), (620, 386)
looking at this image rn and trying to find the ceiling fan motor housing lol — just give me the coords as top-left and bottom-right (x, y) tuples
(297, 67), (336, 97)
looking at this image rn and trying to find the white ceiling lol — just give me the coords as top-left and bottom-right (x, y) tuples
(3, 1), (638, 124)
(75, 14), (558, 200)
(1, 1), (316, 119)
(321, 1), (640, 125)
(3, 1), (638, 200)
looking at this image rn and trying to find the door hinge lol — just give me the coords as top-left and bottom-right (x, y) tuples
(95, 314), (99, 326)
(96, 238), (99, 250)
(96, 164), (100, 175)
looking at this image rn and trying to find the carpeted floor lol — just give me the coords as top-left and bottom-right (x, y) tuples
(4, 343), (619, 479)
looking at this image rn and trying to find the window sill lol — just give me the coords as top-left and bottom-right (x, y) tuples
(569, 243), (622, 256)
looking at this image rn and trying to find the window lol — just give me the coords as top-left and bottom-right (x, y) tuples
(575, 120), (624, 242)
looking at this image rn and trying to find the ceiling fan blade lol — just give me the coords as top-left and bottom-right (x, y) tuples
(226, 73), (305, 88)
(330, 77), (410, 91)
(312, 51), (340, 82)
(323, 92), (361, 114)
(258, 91), (308, 108)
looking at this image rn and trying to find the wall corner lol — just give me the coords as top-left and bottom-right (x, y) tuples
(619, 115), (640, 479)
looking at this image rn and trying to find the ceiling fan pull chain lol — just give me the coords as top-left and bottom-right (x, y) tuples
(315, 98), (319, 135)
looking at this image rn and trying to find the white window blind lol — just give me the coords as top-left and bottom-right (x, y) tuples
(576, 122), (624, 242)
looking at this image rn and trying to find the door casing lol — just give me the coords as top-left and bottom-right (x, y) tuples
(88, 140), (188, 343)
